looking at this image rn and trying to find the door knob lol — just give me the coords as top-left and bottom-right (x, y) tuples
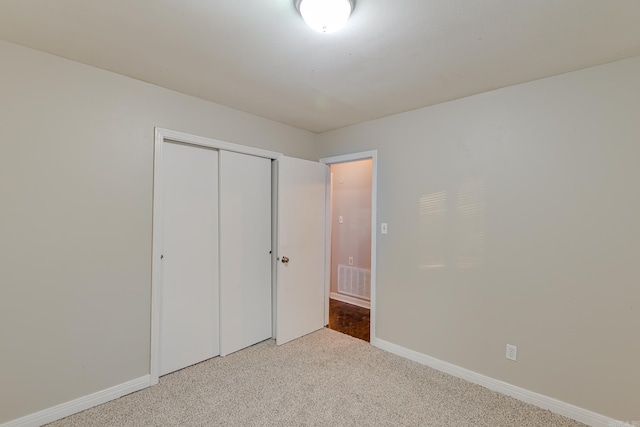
(281, 256), (290, 265)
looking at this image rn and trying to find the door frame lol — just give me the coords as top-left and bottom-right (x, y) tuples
(151, 127), (281, 384)
(320, 150), (378, 344)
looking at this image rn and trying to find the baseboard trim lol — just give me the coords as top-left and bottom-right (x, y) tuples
(330, 292), (370, 309)
(1, 375), (151, 427)
(373, 339), (625, 427)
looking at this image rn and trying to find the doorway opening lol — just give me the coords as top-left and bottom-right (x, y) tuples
(322, 156), (375, 342)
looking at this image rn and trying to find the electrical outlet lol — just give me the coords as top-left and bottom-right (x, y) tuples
(348, 257), (354, 265)
(506, 344), (517, 361)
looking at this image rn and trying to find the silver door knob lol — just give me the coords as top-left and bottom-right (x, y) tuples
(281, 256), (290, 265)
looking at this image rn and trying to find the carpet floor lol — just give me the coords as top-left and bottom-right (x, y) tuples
(48, 328), (584, 426)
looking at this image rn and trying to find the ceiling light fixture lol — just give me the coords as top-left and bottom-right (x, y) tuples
(295, 0), (355, 34)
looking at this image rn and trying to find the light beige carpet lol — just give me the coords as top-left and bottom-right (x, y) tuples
(48, 328), (584, 426)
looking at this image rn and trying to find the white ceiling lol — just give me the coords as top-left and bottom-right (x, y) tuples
(1, 0), (640, 133)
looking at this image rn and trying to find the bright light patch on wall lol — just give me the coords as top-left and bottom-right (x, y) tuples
(296, 0), (354, 34)
(456, 178), (486, 269)
(419, 190), (448, 270)
(417, 178), (486, 271)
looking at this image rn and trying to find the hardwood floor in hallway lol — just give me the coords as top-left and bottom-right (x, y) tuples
(328, 298), (370, 342)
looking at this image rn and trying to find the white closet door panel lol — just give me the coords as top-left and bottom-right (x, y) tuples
(160, 142), (219, 375)
(219, 151), (272, 356)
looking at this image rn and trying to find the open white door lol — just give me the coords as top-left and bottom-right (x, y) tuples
(276, 156), (327, 345)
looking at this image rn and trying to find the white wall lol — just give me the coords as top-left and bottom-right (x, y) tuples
(0, 40), (318, 424)
(319, 55), (640, 421)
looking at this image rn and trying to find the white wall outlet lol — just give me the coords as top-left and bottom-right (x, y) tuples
(506, 344), (517, 361)
(339, 215), (343, 224)
(381, 223), (388, 234)
(348, 257), (354, 265)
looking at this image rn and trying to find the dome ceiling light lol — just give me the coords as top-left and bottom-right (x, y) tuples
(295, 0), (355, 34)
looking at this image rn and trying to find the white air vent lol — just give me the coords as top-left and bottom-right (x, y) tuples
(337, 264), (371, 300)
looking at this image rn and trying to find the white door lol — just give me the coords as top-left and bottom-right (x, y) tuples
(160, 142), (220, 376)
(219, 151), (272, 356)
(276, 156), (328, 345)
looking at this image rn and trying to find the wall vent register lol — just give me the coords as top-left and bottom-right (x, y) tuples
(337, 264), (371, 300)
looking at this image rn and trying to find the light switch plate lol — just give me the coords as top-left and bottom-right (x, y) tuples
(381, 223), (388, 234)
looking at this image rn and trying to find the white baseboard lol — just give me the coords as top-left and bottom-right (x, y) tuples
(1, 375), (151, 427)
(330, 292), (370, 309)
(373, 339), (626, 427)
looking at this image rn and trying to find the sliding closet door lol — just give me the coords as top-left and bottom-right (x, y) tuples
(219, 151), (272, 356)
(160, 141), (220, 375)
